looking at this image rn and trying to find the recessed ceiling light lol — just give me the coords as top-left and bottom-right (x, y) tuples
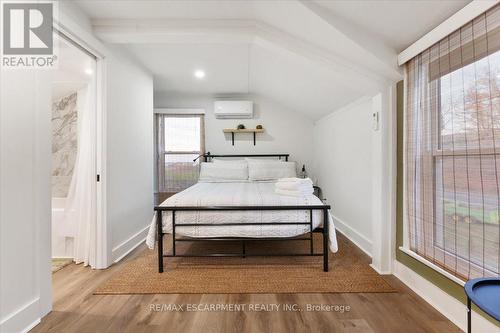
(84, 68), (93, 75)
(194, 70), (205, 79)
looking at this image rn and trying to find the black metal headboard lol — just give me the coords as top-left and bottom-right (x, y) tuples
(193, 152), (289, 162)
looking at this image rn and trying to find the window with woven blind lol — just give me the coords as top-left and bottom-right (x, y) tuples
(156, 114), (205, 193)
(405, 4), (500, 281)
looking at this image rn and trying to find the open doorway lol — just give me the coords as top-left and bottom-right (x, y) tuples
(50, 32), (98, 271)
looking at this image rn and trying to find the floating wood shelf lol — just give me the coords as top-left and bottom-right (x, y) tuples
(223, 128), (265, 146)
(223, 128), (265, 133)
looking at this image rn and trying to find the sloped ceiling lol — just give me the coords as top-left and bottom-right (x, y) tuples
(312, 0), (471, 53)
(74, 0), (469, 119)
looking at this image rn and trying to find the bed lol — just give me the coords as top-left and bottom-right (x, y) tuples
(147, 153), (337, 272)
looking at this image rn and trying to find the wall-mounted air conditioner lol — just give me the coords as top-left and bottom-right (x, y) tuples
(214, 100), (253, 119)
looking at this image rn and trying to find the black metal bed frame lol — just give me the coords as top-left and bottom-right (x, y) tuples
(155, 153), (331, 273)
(193, 152), (290, 162)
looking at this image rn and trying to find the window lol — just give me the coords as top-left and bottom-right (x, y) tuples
(156, 114), (205, 193)
(405, 4), (500, 281)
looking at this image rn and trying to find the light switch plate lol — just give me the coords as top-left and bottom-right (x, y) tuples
(372, 111), (379, 131)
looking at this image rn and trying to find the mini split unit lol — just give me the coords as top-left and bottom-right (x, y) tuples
(214, 100), (253, 119)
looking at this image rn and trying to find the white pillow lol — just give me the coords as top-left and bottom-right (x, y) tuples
(247, 161), (296, 181)
(199, 162), (248, 181)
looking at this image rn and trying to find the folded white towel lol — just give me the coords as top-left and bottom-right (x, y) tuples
(275, 182), (313, 191)
(276, 177), (313, 192)
(275, 188), (313, 197)
(277, 177), (313, 185)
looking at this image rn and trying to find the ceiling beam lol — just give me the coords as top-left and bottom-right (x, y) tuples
(253, 22), (389, 89)
(92, 19), (256, 44)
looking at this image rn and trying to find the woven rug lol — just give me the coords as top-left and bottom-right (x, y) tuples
(95, 234), (396, 294)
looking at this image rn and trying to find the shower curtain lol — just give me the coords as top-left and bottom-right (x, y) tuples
(61, 78), (97, 267)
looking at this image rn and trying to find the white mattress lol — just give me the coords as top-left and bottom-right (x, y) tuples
(146, 181), (338, 252)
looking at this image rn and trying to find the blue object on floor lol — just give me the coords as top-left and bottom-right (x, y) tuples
(464, 277), (500, 333)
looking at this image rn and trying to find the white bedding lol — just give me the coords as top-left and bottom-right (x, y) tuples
(146, 181), (338, 252)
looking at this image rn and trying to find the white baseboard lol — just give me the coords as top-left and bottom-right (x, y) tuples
(369, 263), (392, 275)
(393, 260), (498, 332)
(111, 225), (149, 263)
(0, 297), (40, 333)
(21, 318), (41, 333)
(331, 214), (372, 257)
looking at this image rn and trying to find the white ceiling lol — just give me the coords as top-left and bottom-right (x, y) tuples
(52, 34), (95, 100)
(249, 44), (367, 119)
(313, 0), (471, 52)
(124, 41), (369, 118)
(74, 0), (470, 119)
(125, 43), (250, 95)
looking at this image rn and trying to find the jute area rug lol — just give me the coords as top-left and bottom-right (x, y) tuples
(95, 233), (396, 294)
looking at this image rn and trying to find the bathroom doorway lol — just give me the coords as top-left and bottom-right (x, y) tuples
(50, 32), (98, 271)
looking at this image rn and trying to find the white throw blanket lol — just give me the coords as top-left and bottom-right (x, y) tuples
(146, 181), (338, 253)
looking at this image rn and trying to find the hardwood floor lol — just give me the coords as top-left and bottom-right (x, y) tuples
(32, 235), (461, 333)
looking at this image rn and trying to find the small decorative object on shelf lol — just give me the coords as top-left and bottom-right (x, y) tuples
(237, 124), (245, 129)
(301, 164), (307, 178)
(223, 127), (265, 146)
(256, 124), (263, 129)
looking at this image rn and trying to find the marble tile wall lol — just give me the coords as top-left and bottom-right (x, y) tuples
(52, 92), (78, 198)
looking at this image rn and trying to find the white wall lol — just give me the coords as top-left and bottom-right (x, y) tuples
(106, 45), (154, 262)
(58, 0), (155, 266)
(0, 40), (154, 333)
(0, 3), (96, 331)
(370, 88), (397, 274)
(0, 3), (154, 331)
(154, 93), (315, 179)
(0, 71), (52, 332)
(313, 96), (374, 255)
